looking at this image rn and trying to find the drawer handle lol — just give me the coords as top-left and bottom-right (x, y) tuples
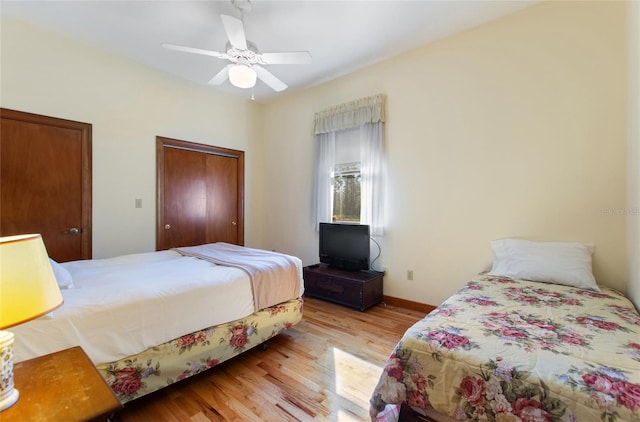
(318, 280), (344, 294)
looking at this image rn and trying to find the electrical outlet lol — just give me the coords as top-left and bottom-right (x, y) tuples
(407, 270), (414, 281)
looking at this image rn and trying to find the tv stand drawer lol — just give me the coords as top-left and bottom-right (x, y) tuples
(303, 264), (383, 311)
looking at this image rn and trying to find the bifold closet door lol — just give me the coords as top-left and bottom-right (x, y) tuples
(157, 137), (244, 251)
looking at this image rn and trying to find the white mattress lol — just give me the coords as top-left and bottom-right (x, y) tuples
(12, 249), (302, 365)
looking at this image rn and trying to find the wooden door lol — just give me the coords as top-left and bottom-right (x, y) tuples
(0, 109), (92, 262)
(156, 137), (244, 250)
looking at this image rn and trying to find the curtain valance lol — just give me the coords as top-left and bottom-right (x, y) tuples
(314, 94), (386, 135)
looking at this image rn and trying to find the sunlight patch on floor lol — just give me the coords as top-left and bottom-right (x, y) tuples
(332, 346), (384, 414)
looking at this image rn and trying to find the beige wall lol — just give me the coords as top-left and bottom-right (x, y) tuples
(260, 1), (630, 305)
(0, 17), (263, 259)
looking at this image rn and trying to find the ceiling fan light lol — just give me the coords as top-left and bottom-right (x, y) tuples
(228, 64), (257, 89)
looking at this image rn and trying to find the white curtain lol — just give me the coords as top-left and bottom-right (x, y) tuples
(313, 94), (386, 235)
(360, 122), (385, 236)
(312, 132), (335, 230)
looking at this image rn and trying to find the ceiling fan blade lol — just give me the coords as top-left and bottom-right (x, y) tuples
(259, 51), (312, 65)
(162, 43), (226, 59)
(220, 14), (247, 50)
(208, 64), (233, 85)
(254, 64), (287, 92)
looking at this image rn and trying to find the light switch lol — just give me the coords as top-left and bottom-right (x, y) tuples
(135, 198), (142, 208)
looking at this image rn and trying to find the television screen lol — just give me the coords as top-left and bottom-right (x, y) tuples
(319, 223), (370, 271)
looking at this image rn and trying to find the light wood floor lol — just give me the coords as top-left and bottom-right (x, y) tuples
(114, 297), (427, 421)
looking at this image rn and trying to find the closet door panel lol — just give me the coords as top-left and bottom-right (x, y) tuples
(161, 147), (207, 249)
(206, 154), (238, 245)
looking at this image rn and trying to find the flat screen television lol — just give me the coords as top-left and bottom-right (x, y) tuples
(319, 223), (370, 271)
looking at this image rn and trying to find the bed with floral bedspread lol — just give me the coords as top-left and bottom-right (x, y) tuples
(370, 275), (640, 421)
(97, 298), (303, 403)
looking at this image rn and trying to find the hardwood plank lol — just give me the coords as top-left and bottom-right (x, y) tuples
(114, 297), (427, 421)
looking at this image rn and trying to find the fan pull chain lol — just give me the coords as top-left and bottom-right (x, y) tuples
(251, 85), (255, 102)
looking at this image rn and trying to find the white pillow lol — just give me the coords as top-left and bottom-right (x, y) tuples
(49, 258), (74, 289)
(488, 239), (599, 291)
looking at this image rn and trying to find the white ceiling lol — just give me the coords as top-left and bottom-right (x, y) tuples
(0, 0), (537, 102)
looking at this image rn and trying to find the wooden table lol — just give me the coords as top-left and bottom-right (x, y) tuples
(2, 346), (122, 421)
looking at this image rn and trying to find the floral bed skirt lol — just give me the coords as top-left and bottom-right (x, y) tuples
(96, 298), (303, 403)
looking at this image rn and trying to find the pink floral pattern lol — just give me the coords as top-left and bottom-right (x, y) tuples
(479, 310), (593, 354)
(98, 298), (303, 403)
(224, 322), (256, 351)
(175, 329), (211, 354)
(503, 285), (583, 307)
(429, 303), (459, 318)
(622, 342), (640, 362)
(483, 276), (516, 284)
(465, 296), (500, 307)
(424, 327), (476, 351)
(455, 358), (564, 421)
(573, 315), (626, 332)
(370, 276), (640, 422)
(608, 304), (640, 325)
(565, 364), (640, 415)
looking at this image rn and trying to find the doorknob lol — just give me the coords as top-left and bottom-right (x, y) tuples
(231, 221), (237, 226)
(165, 224), (171, 230)
(64, 228), (80, 235)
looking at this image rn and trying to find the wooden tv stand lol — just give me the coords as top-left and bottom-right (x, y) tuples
(303, 263), (383, 311)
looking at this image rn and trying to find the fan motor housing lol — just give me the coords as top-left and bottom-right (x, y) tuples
(231, 0), (252, 14)
(225, 40), (260, 64)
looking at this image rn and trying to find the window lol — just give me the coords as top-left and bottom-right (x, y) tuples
(332, 126), (362, 223)
(333, 162), (361, 222)
(313, 94), (386, 236)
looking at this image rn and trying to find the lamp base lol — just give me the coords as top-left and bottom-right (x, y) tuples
(0, 330), (19, 411)
(0, 388), (19, 411)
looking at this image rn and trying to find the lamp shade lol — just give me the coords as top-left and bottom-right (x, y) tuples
(228, 61), (257, 89)
(0, 234), (63, 329)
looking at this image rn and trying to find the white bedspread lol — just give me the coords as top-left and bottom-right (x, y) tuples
(11, 247), (303, 365)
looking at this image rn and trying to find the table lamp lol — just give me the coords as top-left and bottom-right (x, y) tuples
(0, 234), (63, 411)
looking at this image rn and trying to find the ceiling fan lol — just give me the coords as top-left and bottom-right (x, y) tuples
(162, 0), (311, 93)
